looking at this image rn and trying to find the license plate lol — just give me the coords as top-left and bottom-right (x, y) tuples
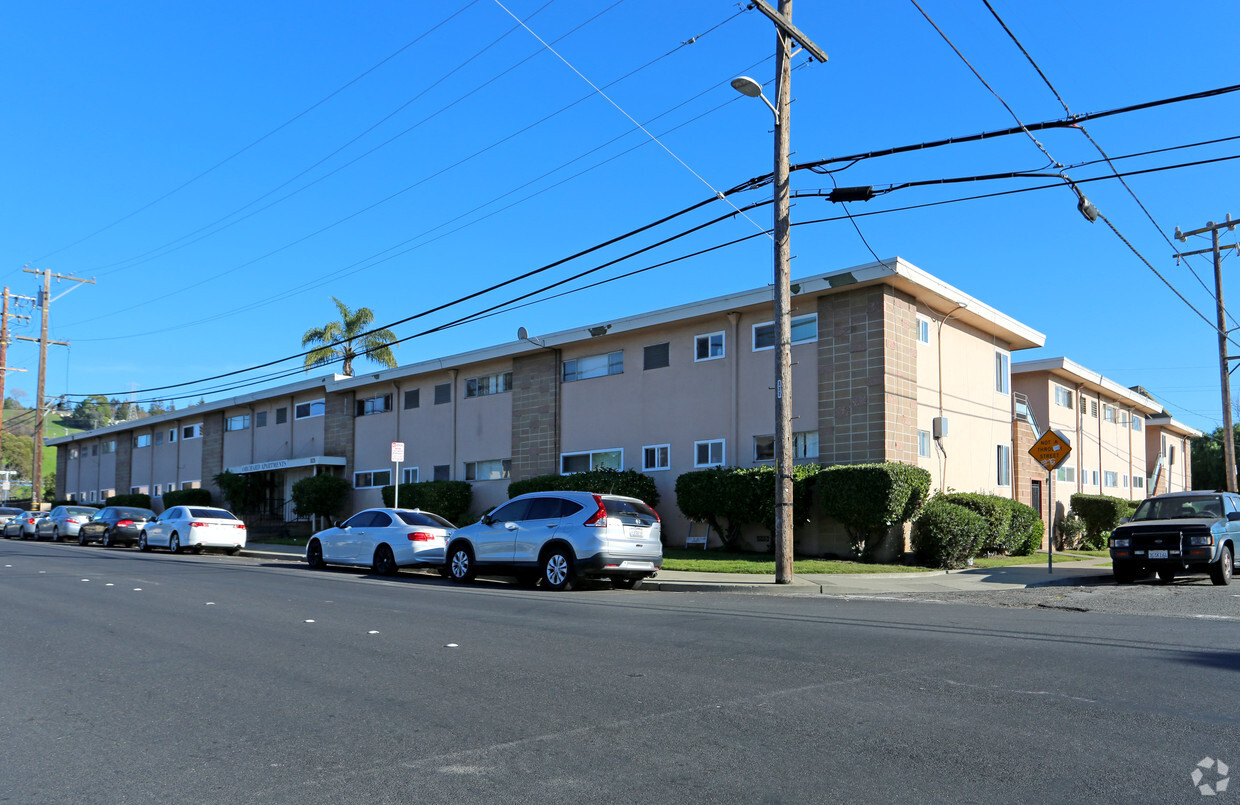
(1149, 549), (1168, 559)
(627, 528), (645, 539)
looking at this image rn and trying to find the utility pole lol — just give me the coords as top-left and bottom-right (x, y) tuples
(737, 1), (827, 583)
(1175, 216), (1239, 491)
(0, 288), (32, 492)
(18, 268), (94, 504)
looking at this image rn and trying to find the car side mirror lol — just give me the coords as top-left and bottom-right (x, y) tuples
(334, 520), (346, 529)
(479, 514), (492, 526)
(1227, 511), (1240, 522)
(1120, 516), (1131, 524)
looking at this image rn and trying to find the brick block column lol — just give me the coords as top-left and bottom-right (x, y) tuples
(324, 391), (356, 478)
(115, 436), (134, 496)
(817, 285), (918, 465)
(511, 351), (559, 480)
(201, 412), (225, 503)
(55, 445), (68, 500)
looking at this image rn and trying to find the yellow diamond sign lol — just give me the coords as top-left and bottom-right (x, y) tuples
(1029, 429), (1072, 471)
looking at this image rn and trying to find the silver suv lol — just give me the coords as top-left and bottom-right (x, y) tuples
(445, 491), (662, 590)
(1109, 491), (1237, 585)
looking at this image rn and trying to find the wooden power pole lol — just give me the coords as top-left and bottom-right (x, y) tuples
(0, 288), (33, 491)
(18, 268), (94, 504)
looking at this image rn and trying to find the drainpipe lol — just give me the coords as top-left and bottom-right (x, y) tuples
(727, 312), (741, 463)
(1074, 384), (1084, 495)
(392, 381), (402, 485)
(934, 303), (967, 492)
(449, 368), (459, 480)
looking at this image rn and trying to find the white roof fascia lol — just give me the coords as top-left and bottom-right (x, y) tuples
(1011, 356), (1161, 414)
(1146, 415), (1203, 438)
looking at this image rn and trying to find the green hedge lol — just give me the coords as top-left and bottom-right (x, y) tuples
(941, 492), (1011, 555)
(291, 474), (352, 520)
(1003, 498), (1045, 555)
(818, 463), (931, 561)
(381, 480), (472, 525)
(674, 465), (823, 550)
(912, 499), (984, 569)
(507, 468), (660, 508)
(1069, 493), (1129, 549)
(105, 493), (151, 509)
(162, 488), (213, 508)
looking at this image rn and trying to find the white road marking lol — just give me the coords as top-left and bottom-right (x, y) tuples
(305, 619), (315, 623)
(444, 643), (458, 648)
(368, 630), (379, 634)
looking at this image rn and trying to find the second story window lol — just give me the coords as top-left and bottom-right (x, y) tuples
(694, 332), (725, 362)
(134, 434), (151, 448)
(1054, 386), (1072, 408)
(294, 399), (325, 420)
(226, 414), (250, 432)
(995, 351), (1010, 394)
(562, 351), (623, 382)
(465, 371), (513, 398)
(355, 393), (392, 417)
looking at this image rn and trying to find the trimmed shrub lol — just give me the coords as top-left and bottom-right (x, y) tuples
(380, 480), (472, 525)
(1054, 512), (1087, 550)
(1003, 498), (1045, 556)
(162, 488), (213, 508)
(105, 493), (151, 509)
(674, 465), (824, 550)
(912, 499), (984, 569)
(507, 468), (660, 508)
(291, 474), (352, 520)
(941, 493), (1011, 555)
(817, 463), (932, 561)
(212, 471), (274, 512)
(1070, 493), (1129, 548)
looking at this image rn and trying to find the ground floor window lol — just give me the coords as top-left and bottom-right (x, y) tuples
(402, 467), (419, 484)
(996, 444), (1011, 487)
(695, 439), (725, 468)
(642, 444), (670, 471)
(561, 449), (622, 474)
(354, 470), (391, 489)
(465, 459), (511, 481)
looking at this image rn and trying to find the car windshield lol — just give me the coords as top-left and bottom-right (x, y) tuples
(1131, 495), (1224, 521)
(0, 508), (22, 516)
(187, 508), (238, 520)
(115, 508), (154, 520)
(67, 507), (96, 516)
(396, 510), (455, 529)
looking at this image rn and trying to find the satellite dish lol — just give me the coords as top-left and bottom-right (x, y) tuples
(517, 326), (529, 341)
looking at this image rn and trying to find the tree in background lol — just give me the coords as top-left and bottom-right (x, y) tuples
(1191, 426), (1237, 491)
(302, 297), (397, 377)
(68, 395), (112, 429)
(1, 432), (33, 484)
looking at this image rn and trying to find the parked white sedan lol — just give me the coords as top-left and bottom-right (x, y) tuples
(306, 508), (455, 575)
(139, 506), (247, 555)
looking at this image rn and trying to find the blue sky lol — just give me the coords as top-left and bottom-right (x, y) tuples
(3, 0), (1237, 434)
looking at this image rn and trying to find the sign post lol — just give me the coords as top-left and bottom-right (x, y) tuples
(391, 442), (405, 510)
(1028, 429), (1072, 573)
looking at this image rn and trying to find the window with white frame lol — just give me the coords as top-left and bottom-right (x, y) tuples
(995, 351), (1010, 394)
(1104, 471), (1118, 488)
(226, 414), (250, 432)
(70, 447), (79, 459)
(916, 316), (930, 344)
(754, 431), (819, 461)
(1134, 475), (1144, 489)
(996, 444), (1011, 486)
(355, 393), (392, 416)
(465, 459), (511, 481)
(153, 484), (162, 496)
(294, 399), (325, 420)
(694, 332), (725, 362)
(1103, 405), (1115, 423)
(79, 490), (87, 501)
(134, 434), (151, 448)
(182, 423), (202, 440)
(166, 483), (176, 493)
(695, 439), (725, 468)
(401, 467), (419, 484)
(1132, 415), (1143, 432)
(1055, 465), (1075, 483)
(562, 351), (623, 382)
(918, 430), (931, 458)
(561, 449), (622, 474)
(89, 490), (96, 502)
(642, 444), (670, 471)
(1119, 411), (1129, 426)
(1121, 474), (1128, 488)
(353, 469), (391, 489)
(465, 371), (512, 398)
(1054, 385), (1073, 408)
(753, 314), (817, 351)
(130, 486), (148, 495)
(168, 428), (178, 443)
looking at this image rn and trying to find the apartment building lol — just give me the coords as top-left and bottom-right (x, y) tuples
(54, 257), (1049, 553)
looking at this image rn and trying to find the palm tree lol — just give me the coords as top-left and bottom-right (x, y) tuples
(302, 297), (397, 377)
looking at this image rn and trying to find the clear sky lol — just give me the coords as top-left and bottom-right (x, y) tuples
(3, 0), (1237, 436)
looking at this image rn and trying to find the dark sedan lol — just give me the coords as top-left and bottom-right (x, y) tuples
(79, 506), (157, 547)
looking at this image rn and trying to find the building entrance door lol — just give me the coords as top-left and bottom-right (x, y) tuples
(1031, 479), (1043, 520)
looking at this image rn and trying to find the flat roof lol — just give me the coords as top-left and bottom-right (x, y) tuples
(1011, 356), (1162, 414)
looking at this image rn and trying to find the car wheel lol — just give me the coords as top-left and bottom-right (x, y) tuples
(226, 547), (240, 556)
(372, 545), (398, 576)
(306, 539), (326, 569)
(169, 533), (181, 554)
(78, 530), (89, 546)
(1113, 562), (1136, 585)
(447, 543), (476, 583)
(51, 527), (61, 543)
(1156, 569), (1176, 584)
(540, 547), (575, 592)
(1210, 545), (1233, 586)
(611, 576), (644, 590)
(138, 532), (150, 552)
(102, 530), (112, 548)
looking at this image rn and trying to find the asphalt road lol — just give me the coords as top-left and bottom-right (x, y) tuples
(2, 539), (1238, 804)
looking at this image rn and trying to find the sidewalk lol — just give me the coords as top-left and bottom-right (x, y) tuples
(243, 543), (1116, 595)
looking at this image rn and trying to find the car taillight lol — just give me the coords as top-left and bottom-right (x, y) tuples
(582, 495), (608, 527)
(234, 524), (245, 529)
(116, 520), (134, 527)
(190, 521), (208, 528)
(26, 518), (35, 524)
(408, 532), (435, 542)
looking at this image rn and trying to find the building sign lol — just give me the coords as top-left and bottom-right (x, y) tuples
(391, 442), (405, 463)
(226, 455), (347, 475)
(1029, 429), (1072, 471)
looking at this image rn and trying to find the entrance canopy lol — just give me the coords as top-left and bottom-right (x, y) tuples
(226, 456), (347, 475)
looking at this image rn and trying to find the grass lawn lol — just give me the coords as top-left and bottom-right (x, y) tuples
(661, 548), (938, 574)
(971, 551), (1092, 568)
